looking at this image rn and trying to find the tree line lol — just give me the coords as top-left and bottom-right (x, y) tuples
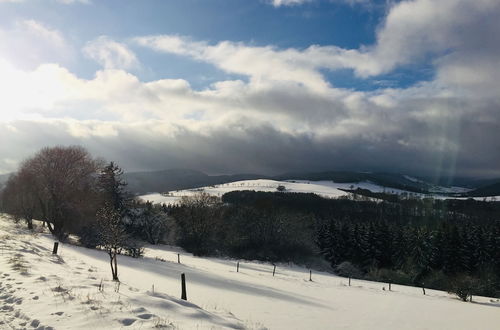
(170, 190), (500, 298)
(0, 146), (173, 281)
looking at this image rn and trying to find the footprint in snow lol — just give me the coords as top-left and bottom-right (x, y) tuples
(120, 318), (137, 326)
(1, 305), (14, 311)
(137, 313), (155, 320)
(7, 297), (23, 305)
(131, 307), (147, 313)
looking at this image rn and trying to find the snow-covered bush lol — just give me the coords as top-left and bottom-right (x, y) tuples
(78, 224), (102, 248)
(124, 201), (175, 245)
(448, 275), (481, 302)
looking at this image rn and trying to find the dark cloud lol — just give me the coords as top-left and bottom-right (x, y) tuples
(1, 111), (499, 179)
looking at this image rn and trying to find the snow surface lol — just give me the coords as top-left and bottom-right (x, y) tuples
(139, 179), (482, 205)
(1, 215), (499, 330)
(141, 179), (354, 205)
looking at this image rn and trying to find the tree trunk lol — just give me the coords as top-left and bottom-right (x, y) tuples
(26, 218), (33, 230)
(109, 252), (118, 281)
(46, 221), (55, 234)
(114, 253), (119, 281)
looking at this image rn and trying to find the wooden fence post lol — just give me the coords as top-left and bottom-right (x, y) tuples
(309, 270), (312, 282)
(237, 261), (240, 273)
(181, 273), (187, 300)
(272, 264), (276, 277)
(177, 254), (180, 264)
(349, 277), (351, 286)
(52, 242), (59, 255)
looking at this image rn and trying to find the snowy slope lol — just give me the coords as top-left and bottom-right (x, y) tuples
(140, 179), (498, 205)
(0, 216), (244, 330)
(1, 215), (499, 330)
(141, 179), (353, 205)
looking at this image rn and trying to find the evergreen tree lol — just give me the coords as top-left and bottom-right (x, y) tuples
(98, 162), (129, 213)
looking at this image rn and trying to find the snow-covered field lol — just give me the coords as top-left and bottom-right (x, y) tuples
(139, 179), (497, 205)
(141, 179), (360, 205)
(1, 215), (499, 330)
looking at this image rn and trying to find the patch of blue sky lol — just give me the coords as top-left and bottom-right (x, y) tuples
(0, 0), (384, 48)
(322, 64), (436, 92)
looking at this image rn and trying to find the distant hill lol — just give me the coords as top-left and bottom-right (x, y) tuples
(123, 169), (467, 195)
(2, 165), (498, 197)
(123, 169), (266, 194)
(467, 180), (500, 197)
(274, 171), (443, 194)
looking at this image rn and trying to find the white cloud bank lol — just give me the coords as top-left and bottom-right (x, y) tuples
(0, 19), (73, 70)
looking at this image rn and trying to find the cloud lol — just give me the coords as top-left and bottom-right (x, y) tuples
(267, 0), (369, 7)
(56, 0), (90, 3)
(134, 35), (336, 92)
(1, 97), (499, 178)
(83, 36), (139, 70)
(1, 0), (500, 179)
(269, 0), (313, 7)
(0, 58), (498, 178)
(20, 20), (66, 48)
(0, 20), (72, 69)
(136, 0), (500, 90)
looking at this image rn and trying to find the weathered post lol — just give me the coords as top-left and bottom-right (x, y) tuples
(237, 261), (240, 273)
(309, 270), (312, 282)
(177, 253), (180, 264)
(349, 277), (351, 286)
(272, 264), (276, 277)
(52, 242), (59, 255)
(422, 285), (426, 295)
(389, 282), (392, 291)
(181, 273), (187, 300)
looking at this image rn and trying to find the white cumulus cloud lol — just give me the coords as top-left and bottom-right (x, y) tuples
(83, 36), (139, 70)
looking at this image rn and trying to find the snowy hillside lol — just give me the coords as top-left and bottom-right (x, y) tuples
(1, 215), (499, 330)
(139, 179), (492, 205)
(140, 179), (352, 205)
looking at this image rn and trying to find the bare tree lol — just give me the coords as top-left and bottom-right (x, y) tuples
(96, 204), (128, 281)
(1, 169), (38, 230)
(19, 146), (101, 239)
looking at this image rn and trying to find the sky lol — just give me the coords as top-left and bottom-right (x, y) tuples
(0, 0), (499, 180)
